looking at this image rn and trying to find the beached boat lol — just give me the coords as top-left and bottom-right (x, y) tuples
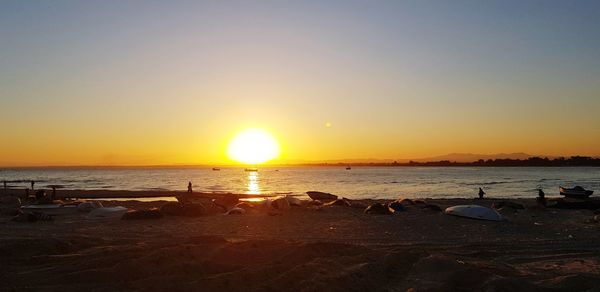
(21, 204), (78, 215)
(87, 206), (128, 219)
(559, 186), (594, 199)
(306, 191), (338, 201)
(444, 205), (503, 221)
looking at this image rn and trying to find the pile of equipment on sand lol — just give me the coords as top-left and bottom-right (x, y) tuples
(305, 191), (444, 215)
(4, 187), (600, 223)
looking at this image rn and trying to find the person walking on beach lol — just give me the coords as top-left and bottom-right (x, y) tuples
(187, 181), (193, 193)
(478, 187), (485, 199)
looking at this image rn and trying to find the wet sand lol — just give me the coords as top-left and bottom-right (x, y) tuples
(2, 195), (600, 291)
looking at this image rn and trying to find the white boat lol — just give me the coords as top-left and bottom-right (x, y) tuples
(87, 206), (128, 219)
(21, 204), (78, 215)
(444, 205), (503, 221)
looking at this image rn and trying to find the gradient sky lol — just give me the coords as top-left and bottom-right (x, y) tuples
(1, 1), (599, 166)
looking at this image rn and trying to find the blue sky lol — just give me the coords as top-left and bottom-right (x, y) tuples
(1, 1), (599, 165)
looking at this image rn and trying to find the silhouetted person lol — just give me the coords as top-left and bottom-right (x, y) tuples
(187, 182), (193, 193)
(31, 180), (35, 190)
(51, 186), (57, 201)
(537, 189), (547, 207)
(478, 187), (485, 199)
(3, 180), (6, 190)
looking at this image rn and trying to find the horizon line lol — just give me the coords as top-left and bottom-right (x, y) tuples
(2, 154), (599, 169)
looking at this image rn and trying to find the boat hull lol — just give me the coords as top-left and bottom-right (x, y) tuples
(21, 204), (78, 215)
(306, 191), (338, 201)
(559, 187), (594, 199)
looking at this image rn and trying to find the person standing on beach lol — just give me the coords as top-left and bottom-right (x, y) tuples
(187, 182), (193, 193)
(537, 189), (546, 207)
(478, 187), (485, 199)
(3, 180), (6, 190)
(31, 180), (35, 190)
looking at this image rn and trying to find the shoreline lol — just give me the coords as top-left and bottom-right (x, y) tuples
(2, 187), (595, 202)
(2, 195), (600, 290)
(1, 188), (297, 199)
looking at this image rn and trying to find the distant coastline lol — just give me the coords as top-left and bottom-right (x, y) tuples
(1, 156), (600, 169)
(306, 156), (600, 167)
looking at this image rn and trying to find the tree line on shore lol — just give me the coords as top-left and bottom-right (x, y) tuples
(312, 156), (600, 167)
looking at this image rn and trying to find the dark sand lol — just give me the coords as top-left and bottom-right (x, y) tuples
(2, 194), (600, 291)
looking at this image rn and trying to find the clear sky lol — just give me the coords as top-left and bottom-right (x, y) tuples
(1, 1), (599, 166)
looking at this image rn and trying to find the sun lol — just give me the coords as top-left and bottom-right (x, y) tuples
(227, 128), (280, 164)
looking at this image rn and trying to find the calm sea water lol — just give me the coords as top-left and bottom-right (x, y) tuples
(1, 167), (599, 199)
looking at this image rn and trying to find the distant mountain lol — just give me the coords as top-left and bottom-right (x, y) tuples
(410, 153), (539, 163)
(285, 158), (396, 165)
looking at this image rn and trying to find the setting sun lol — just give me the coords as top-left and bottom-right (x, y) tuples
(227, 129), (280, 164)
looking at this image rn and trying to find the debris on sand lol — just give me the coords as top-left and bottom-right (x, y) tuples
(364, 203), (394, 215)
(388, 201), (405, 212)
(324, 198), (352, 207)
(271, 197), (291, 210)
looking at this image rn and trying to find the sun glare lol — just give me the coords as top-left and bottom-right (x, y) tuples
(227, 128), (280, 164)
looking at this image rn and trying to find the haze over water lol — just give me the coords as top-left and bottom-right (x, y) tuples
(2, 167), (599, 199)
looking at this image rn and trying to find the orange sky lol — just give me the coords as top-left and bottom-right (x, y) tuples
(1, 2), (599, 166)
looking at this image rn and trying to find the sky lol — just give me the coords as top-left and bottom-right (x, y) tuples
(1, 0), (599, 166)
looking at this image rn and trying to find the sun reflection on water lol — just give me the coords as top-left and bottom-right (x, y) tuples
(247, 171), (260, 194)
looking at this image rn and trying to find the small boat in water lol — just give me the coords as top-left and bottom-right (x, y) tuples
(212, 167), (220, 171)
(559, 186), (594, 199)
(244, 168), (258, 172)
(345, 166), (351, 170)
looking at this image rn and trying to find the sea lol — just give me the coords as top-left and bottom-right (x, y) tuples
(1, 167), (599, 199)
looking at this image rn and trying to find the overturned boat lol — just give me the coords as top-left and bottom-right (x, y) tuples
(306, 191), (338, 201)
(444, 205), (503, 221)
(559, 186), (594, 199)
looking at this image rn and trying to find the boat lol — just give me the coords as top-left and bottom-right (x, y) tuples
(559, 186), (594, 199)
(21, 204), (78, 215)
(345, 166), (351, 170)
(306, 191), (338, 201)
(212, 167), (220, 171)
(444, 205), (503, 221)
(244, 168), (258, 172)
(87, 206), (129, 219)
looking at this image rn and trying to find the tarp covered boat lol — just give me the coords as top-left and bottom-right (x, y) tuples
(559, 186), (594, 199)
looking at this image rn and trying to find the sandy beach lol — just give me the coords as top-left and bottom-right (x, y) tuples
(2, 191), (600, 291)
